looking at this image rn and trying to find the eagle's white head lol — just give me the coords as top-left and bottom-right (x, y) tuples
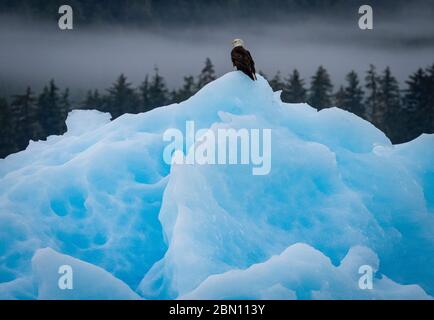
(232, 38), (245, 48)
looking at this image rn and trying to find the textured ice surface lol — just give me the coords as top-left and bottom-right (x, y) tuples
(32, 248), (140, 299)
(181, 244), (430, 300)
(0, 72), (433, 299)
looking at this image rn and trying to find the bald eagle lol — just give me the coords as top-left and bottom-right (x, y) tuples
(231, 39), (257, 81)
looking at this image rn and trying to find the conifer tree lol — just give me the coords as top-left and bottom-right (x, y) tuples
(269, 71), (285, 92)
(342, 70), (365, 118)
(37, 80), (64, 136)
(377, 67), (401, 136)
(403, 65), (434, 140)
(83, 90), (103, 110)
(106, 74), (139, 118)
(308, 66), (333, 110)
(423, 64), (434, 133)
(37, 85), (50, 136)
(172, 75), (197, 103)
(139, 75), (151, 112)
(334, 86), (346, 109)
(58, 88), (70, 132)
(60, 88), (71, 113)
(284, 69), (307, 103)
(0, 97), (16, 157)
(365, 65), (380, 122)
(147, 68), (169, 109)
(10, 86), (44, 146)
(197, 58), (216, 89)
(403, 68), (426, 121)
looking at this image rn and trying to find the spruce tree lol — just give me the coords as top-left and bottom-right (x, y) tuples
(334, 86), (346, 109)
(37, 80), (64, 136)
(365, 65), (380, 122)
(106, 74), (139, 118)
(269, 71), (285, 92)
(0, 97), (17, 157)
(403, 68), (426, 121)
(172, 75), (197, 103)
(139, 75), (151, 112)
(60, 88), (71, 113)
(424, 64), (434, 133)
(197, 58), (216, 89)
(342, 70), (365, 118)
(147, 68), (169, 109)
(10, 87), (43, 147)
(10, 86), (33, 142)
(37, 85), (50, 137)
(403, 66), (434, 140)
(58, 88), (70, 132)
(377, 67), (401, 137)
(308, 66), (333, 110)
(284, 69), (307, 103)
(83, 90), (103, 110)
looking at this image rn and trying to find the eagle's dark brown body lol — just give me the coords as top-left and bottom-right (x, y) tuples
(231, 46), (257, 81)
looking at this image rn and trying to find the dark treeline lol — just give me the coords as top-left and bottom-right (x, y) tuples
(0, 58), (216, 158)
(265, 64), (434, 144)
(1, 59), (434, 158)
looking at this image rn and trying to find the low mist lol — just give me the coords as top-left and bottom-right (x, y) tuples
(1, 9), (434, 102)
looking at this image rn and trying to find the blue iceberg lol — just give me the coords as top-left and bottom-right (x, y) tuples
(0, 72), (433, 299)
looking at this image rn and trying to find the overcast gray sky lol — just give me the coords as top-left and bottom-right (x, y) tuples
(1, 7), (434, 102)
